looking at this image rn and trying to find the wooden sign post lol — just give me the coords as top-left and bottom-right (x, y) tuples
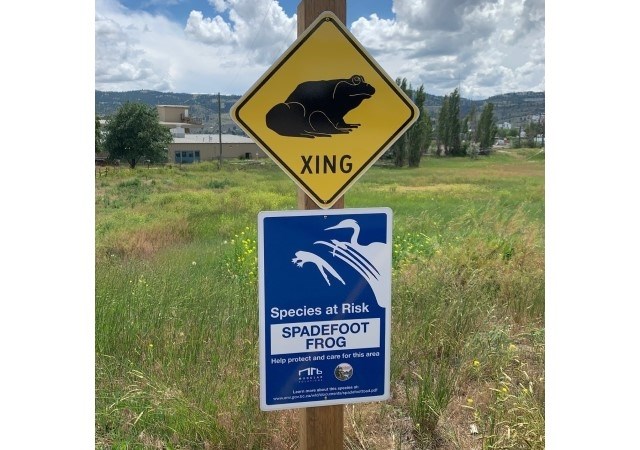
(295, 0), (346, 212)
(297, 3), (345, 450)
(232, 0), (413, 446)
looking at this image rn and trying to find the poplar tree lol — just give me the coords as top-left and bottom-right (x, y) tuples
(477, 102), (497, 152)
(437, 95), (449, 155)
(407, 85), (431, 167)
(448, 88), (463, 156)
(465, 104), (477, 143)
(391, 78), (409, 167)
(424, 106), (433, 155)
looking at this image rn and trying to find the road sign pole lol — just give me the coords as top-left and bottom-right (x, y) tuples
(299, 404), (343, 449)
(296, 0), (346, 215)
(296, 3), (345, 449)
(297, 188), (343, 210)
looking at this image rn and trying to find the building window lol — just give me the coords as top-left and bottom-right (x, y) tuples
(175, 150), (199, 164)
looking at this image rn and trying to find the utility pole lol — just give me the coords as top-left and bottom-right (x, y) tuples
(218, 92), (223, 167)
(518, 125), (522, 148)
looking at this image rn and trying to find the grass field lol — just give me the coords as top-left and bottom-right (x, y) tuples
(95, 149), (544, 449)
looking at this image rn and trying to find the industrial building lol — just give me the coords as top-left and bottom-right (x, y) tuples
(159, 105), (264, 163)
(157, 105), (204, 133)
(168, 132), (264, 163)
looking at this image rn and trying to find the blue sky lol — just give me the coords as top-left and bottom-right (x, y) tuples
(115, 0), (396, 24)
(95, 0), (545, 98)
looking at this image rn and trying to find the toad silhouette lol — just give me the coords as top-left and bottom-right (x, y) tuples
(265, 75), (375, 138)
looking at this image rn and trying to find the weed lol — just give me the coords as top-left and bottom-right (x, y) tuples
(117, 177), (141, 188)
(405, 359), (457, 441)
(478, 366), (545, 449)
(206, 178), (232, 189)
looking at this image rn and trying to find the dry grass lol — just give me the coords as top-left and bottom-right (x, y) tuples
(98, 218), (192, 260)
(375, 184), (485, 194)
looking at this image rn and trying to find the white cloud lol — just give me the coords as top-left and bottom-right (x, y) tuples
(95, 11), (172, 90)
(95, 0), (544, 98)
(350, 14), (420, 53)
(210, 0), (228, 13)
(349, 0), (544, 98)
(96, 0), (303, 93)
(184, 10), (234, 44)
(185, 0), (296, 64)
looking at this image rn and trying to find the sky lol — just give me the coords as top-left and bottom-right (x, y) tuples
(95, 0), (545, 99)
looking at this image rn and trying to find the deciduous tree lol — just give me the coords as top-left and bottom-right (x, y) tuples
(103, 102), (172, 168)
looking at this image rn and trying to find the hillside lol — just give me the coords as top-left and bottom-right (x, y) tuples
(96, 89), (544, 130)
(423, 91), (544, 125)
(96, 90), (241, 133)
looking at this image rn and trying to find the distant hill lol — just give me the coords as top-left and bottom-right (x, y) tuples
(96, 90), (240, 126)
(96, 89), (544, 130)
(423, 91), (544, 126)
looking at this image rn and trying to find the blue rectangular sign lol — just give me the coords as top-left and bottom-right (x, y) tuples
(258, 208), (392, 410)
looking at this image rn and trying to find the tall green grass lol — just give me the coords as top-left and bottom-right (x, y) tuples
(96, 152), (544, 448)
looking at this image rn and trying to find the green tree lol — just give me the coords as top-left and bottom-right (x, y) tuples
(477, 102), (497, 151)
(437, 95), (449, 156)
(424, 107), (433, 155)
(95, 115), (102, 153)
(465, 104), (477, 143)
(103, 102), (172, 168)
(524, 119), (544, 147)
(461, 115), (469, 142)
(391, 78), (410, 167)
(407, 85), (431, 167)
(448, 88), (463, 156)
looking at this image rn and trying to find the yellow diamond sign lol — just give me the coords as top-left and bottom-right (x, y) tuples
(231, 11), (419, 208)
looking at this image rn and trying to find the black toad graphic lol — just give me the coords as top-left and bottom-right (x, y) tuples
(265, 75), (375, 138)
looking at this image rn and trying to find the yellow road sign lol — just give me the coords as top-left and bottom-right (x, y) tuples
(231, 11), (419, 208)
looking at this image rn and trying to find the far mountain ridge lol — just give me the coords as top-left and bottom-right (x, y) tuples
(95, 89), (544, 128)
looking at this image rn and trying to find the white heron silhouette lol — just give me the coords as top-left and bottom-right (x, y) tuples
(313, 219), (390, 307)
